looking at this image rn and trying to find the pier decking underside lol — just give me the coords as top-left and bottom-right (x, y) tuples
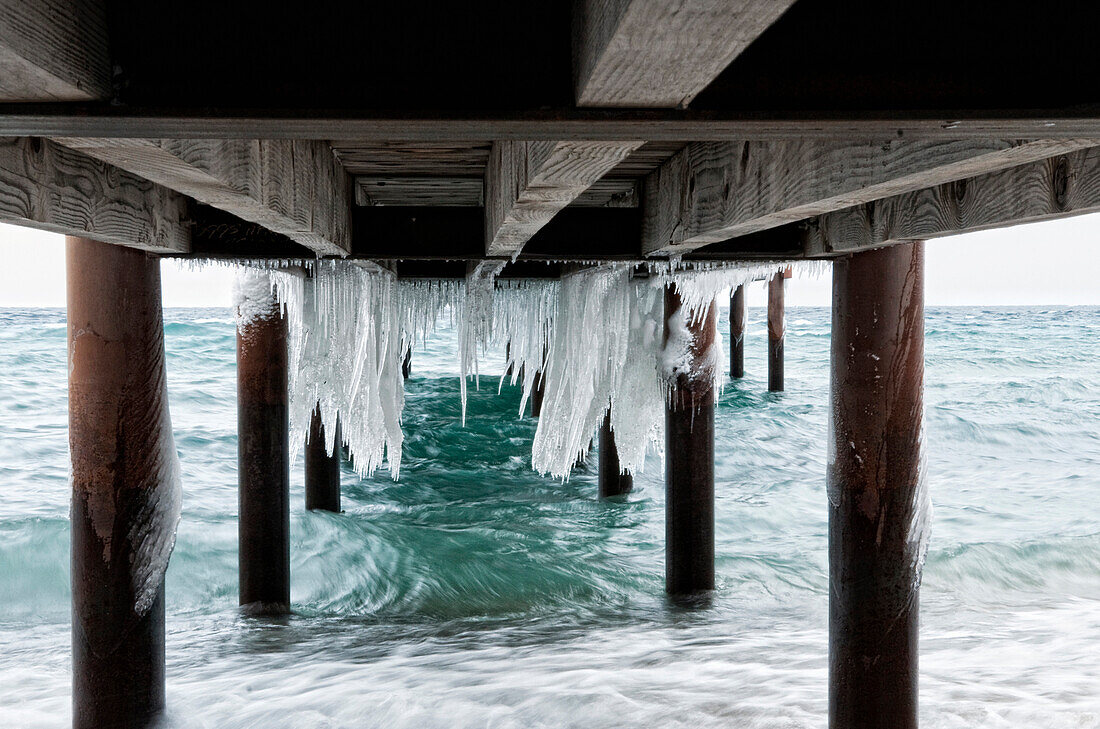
(2, 0), (1100, 271)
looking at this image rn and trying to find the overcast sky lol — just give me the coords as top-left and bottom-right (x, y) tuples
(1, 215), (1097, 308)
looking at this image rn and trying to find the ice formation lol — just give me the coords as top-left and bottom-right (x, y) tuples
(458, 261), (505, 424)
(524, 266), (664, 478)
(228, 259), (824, 482)
(234, 262), (460, 481)
(129, 449), (182, 616)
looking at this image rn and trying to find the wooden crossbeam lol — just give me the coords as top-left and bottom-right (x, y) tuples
(357, 177), (484, 207)
(480, 1), (791, 257)
(355, 175), (638, 209)
(0, 0), (110, 102)
(0, 137), (188, 252)
(484, 140), (641, 257)
(54, 138), (352, 256)
(643, 139), (1100, 256)
(573, 0), (796, 108)
(4, 113), (1100, 142)
(804, 146), (1100, 256)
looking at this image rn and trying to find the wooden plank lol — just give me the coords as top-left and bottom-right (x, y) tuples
(55, 138), (352, 256)
(574, 0), (796, 107)
(0, 0), (110, 101)
(356, 177), (484, 207)
(804, 146), (1100, 256)
(643, 139), (1100, 255)
(606, 141), (686, 176)
(572, 178), (638, 207)
(484, 140), (642, 256)
(333, 142), (491, 176)
(0, 137), (188, 252)
(352, 176), (637, 208)
(4, 111), (1100, 142)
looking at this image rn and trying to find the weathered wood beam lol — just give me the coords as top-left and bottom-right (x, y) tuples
(573, 0), (796, 108)
(0, 0), (110, 102)
(804, 145), (1100, 256)
(0, 137), (188, 252)
(54, 138), (351, 256)
(484, 140), (641, 256)
(487, 0), (785, 258)
(356, 175), (642, 210)
(643, 139), (1100, 256)
(356, 175), (638, 208)
(357, 177), (483, 207)
(4, 111), (1100, 141)
(574, 178), (638, 207)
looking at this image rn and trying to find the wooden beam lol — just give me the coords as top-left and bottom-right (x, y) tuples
(4, 111), (1100, 142)
(0, 0), (110, 102)
(354, 176), (637, 208)
(484, 140), (641, 256)
(54, 138), (352, 256)
(0, 137), (188, 252)
(573, 178), (638, 207)
(356, 177), (483, 207)
(804, 146), (1100, 256)
(574, 0), (795, 108)
(643, 139), (1100, 255)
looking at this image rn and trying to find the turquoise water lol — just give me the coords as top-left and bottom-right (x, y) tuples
(1, 305), (1098, 728)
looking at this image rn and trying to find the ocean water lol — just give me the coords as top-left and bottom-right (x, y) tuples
(0, 304), (1098, 728)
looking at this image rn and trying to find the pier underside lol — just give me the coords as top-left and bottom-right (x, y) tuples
(1, 0), (1100, 271)
(2, 1), (1097, 727)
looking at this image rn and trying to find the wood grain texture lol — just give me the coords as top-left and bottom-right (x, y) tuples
(643, 138), (1100, 255)
(333, 142), (491, 176)
(804, 146), (1100, 256)
(0, 137), (188, 252)
(485, 140), (642, 256)
(356, 177), (484, 207)
(572, 178), (638, 207)
(605, 141), (686, 176)
(0, 0), (110, 101)
(55, 138), (351, 256)
(574, 0), (796, 107)
(354, 176), (636, 208)
(6, 113), (1100, 142)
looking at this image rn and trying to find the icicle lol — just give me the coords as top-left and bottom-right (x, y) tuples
(494, 279), (558, 415)
(528, 266), (663, 480)
(225, 255), (825, 484)
(458, 261), (504, 425)
(230, 262), (460, 482)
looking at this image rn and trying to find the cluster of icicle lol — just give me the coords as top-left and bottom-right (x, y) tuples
(230, 259), (824, 481)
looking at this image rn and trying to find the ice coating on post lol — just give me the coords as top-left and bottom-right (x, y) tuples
(127, 455), (183, 616)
